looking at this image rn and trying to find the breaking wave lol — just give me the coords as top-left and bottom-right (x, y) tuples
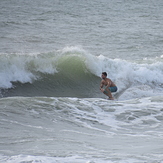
(0, 46), (162, 99)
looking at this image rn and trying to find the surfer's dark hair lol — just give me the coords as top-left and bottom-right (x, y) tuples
(102, 72), (107, 76)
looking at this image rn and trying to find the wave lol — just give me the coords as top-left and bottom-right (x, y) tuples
(0, 46), (163, 99)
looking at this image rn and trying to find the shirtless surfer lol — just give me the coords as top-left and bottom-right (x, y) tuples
(100, 72), (117, 100)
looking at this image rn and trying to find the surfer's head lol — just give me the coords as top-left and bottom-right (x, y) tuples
(101, 72), (107, 79)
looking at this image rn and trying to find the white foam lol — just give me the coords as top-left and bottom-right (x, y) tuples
(0, 154), (154, 163)
(85, 53), (163, 99)
(1, 96), (163, 163)
(0, 53), (58, 88)
(0, 155), (83, 163)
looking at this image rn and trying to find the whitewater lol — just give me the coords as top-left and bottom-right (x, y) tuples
(0, 0), (163, 163)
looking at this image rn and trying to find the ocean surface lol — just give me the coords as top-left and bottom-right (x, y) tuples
(0, 0), (163, 162)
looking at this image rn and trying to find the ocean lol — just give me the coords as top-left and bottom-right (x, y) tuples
(0, 0), (163, 162)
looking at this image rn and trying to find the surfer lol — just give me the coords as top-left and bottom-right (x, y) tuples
(100, 72), (117, 100)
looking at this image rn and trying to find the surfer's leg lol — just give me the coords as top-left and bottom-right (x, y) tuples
(104, 88), (114, 100)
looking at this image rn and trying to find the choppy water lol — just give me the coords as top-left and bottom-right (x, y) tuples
(0, 0), (163, 162)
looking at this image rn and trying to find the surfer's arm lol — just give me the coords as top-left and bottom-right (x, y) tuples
(100, 81), (104, 91)
(100, 81), (104, 88)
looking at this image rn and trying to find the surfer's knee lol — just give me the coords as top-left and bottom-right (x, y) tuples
(103, 89), (108, 94)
